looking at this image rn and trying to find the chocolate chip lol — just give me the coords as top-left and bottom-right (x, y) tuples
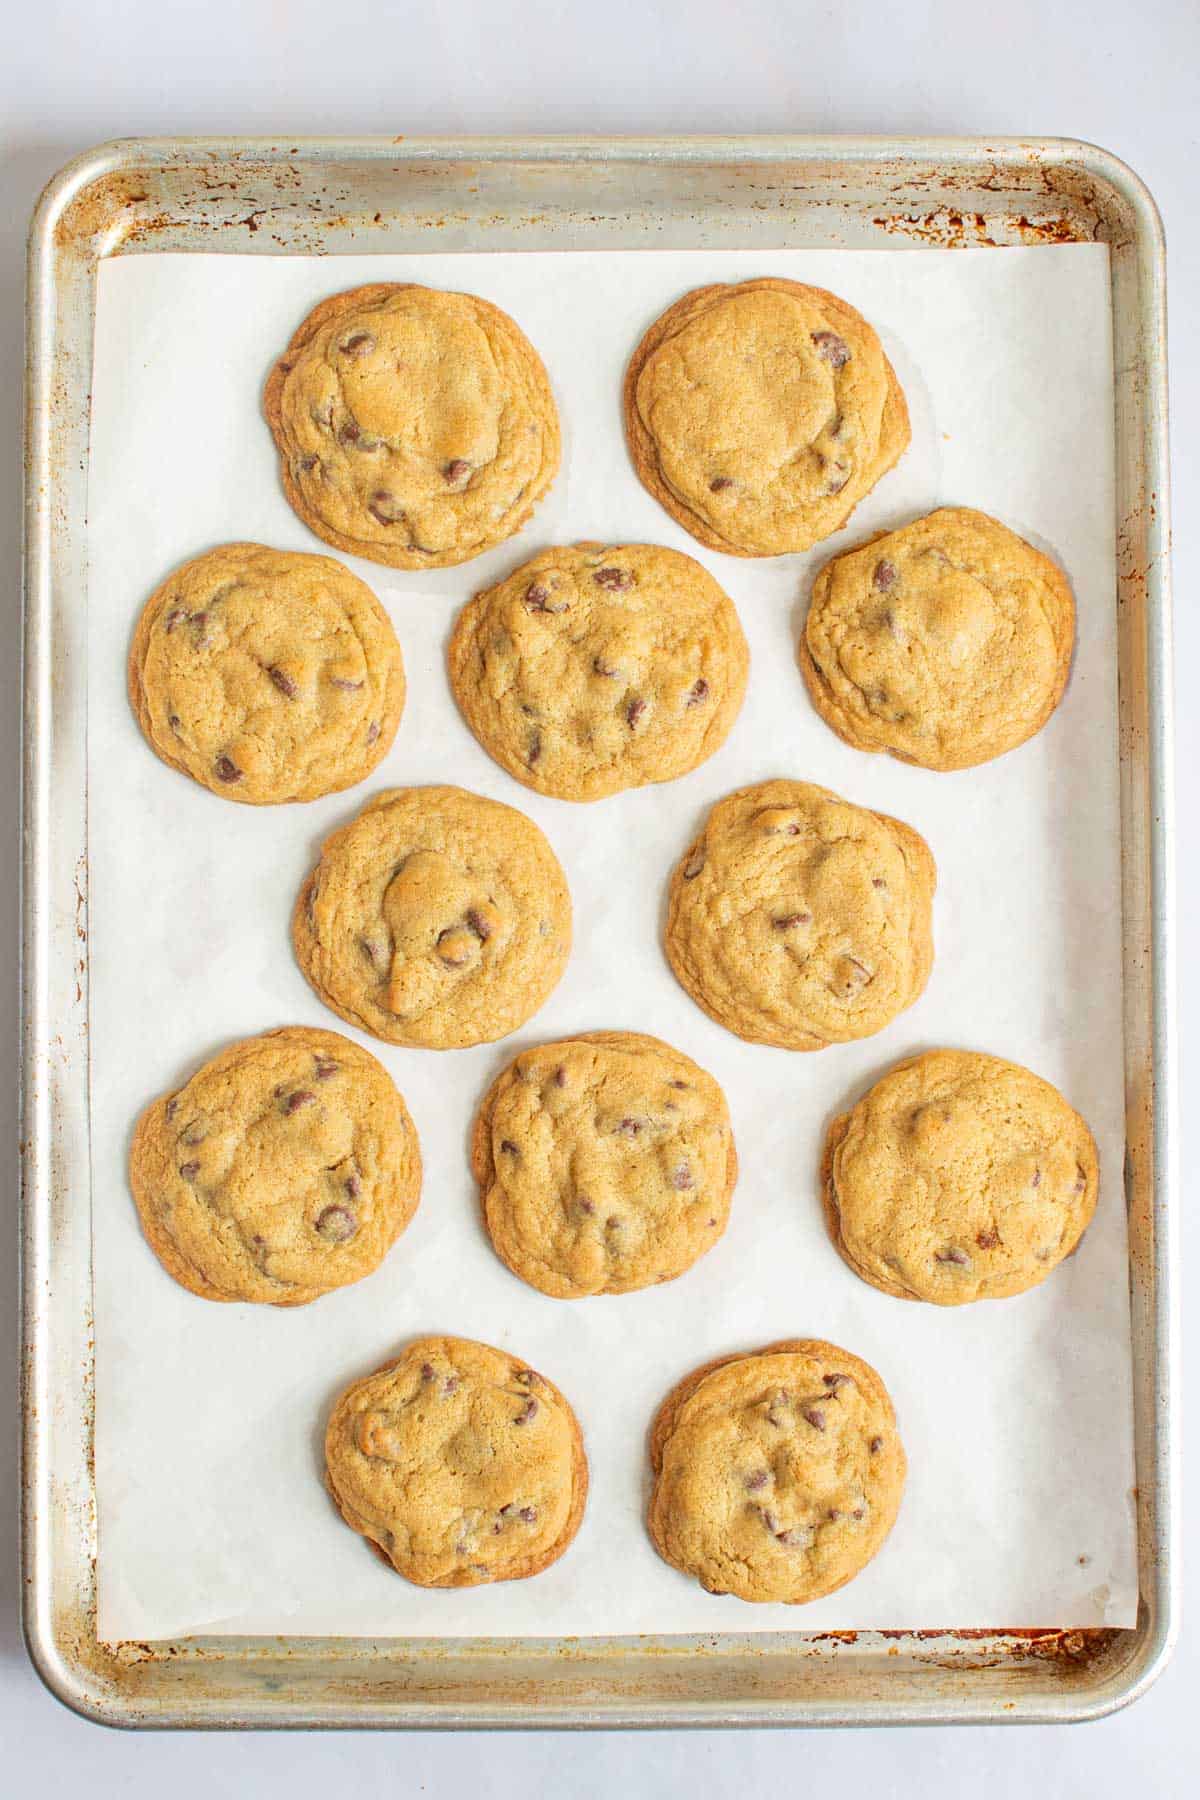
(592, 655), (620, 677)
(341, 332), (375, 356)
(614, 1117), (642, 1137)
(345, 1175), (361, 1199)
(179, 1161), (200, 1180)
(168, 714), (181, 732)
(869, 1435), (884, 1455)
(812, 330), (851, 368)
(522, 583), (553, 614)
(500, 1139), (520, 1156)
(163, 607), (185, 633)
(527, 731), (542, 767)
(420, 1363), (435, 1381)
(606, 1215), (622, 1230)
(436, 927), (472, 967)
(268, 665), (298, 699)
(329, 676), (364, 691)
(872, 877), (887, 890)
(315, 1204), (357, 1243)
(368, 491), (404, 525)
(360, 934), (385, 968)
(296, 454), (321, 474)
(284, 1090), (316, 1114)
(873, 558), (898, 592)
(165, 1098), (179, 1120)
(682, 847), (706, 880)
(626, 697), (647, 728)
(465, 907), (492, 942)
(671, 1164), (694, 1190)
(668, 1080), (689, 1091)
(745, 1470), (769, 1492)
(553, 1065), (567, 1087)
(758, 1508), (782, 1535)
(366, 721), (380, 745)
(709, 476), (734, 493)
(179, 1123), (206, 1147)
(976, 1227), (1000, 1250)
(314, 1057), (338, 1080)
(773, 912), (811, 929)
(577, 1195), (595, 1215)
(1074, 1166), (1088, 1194)
(214, 754), (241, 784)
(1031, 1168), (1042, 1188)
(443, 1376), (460, 1396)
(518, 1505), (537, 1523)
(826, 466), (850, 495)
(935, 1246), (971, 1266)
(777, 1526), (809, 1546)
(827, 1508), (843, 1522)
(515, 1369), (540, 1387)
(515, 1397), (538, 1424)
(852, 1506), (866, 1521)
(338, 420), (361, 446)
(593, 567), (634, 591)
(823, 1373), (853, 1392)
(686, 679), (709, 706)
(444, 459), (471, 483)
(801, 1406), (826, 1431)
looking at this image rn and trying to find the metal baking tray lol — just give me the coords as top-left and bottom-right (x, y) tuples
(21, 135), (1177, 1728)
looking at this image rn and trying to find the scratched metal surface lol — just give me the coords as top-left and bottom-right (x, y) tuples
(19, 136), (1177, 1728)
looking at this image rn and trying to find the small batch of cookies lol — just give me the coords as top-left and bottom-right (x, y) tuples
(125, 276), (1097, 1607)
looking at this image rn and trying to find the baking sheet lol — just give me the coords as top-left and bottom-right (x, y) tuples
(87, 245), (1135, 1641)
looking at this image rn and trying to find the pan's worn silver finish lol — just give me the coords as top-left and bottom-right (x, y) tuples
(21, 137), (1176, 1728)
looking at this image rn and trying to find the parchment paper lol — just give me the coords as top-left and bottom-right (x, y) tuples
(88, 245), (1135, 1640)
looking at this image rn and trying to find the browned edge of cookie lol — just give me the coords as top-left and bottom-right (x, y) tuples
(264, 283), (561, 571)
(798, 511), (1076, 772)
(323, 1335), (590, 1586)
(470, 1030), (740, 1297)
(819, 1093), (920, 1304)
(622, 279), (910, 559)
(127, 540), (405, 805)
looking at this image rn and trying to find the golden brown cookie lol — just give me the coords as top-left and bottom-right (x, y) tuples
(129, 1027), (421, 1306)
(822, 1050), (1099, 1304)
(472, 1031), (738, 1297)
(324, 1335), (588, 1587)
(447, 542), (749, 802)
(128, 542), (404, 804)
(648, 1339), (906, 1603)
(293, 785), (572, 1050)
(624, 279), (910, 557)
(264, 283), (560, 569)
(665, 778), (935, 1051)
(801, 508), (1076, 770)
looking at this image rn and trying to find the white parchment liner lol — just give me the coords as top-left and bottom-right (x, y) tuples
(88, 246), (1134, 1639)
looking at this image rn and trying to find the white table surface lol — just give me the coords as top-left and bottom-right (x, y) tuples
(1, 3), (1194, 1792)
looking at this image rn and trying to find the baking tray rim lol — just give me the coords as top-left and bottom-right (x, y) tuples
(20, 132), (1178, 1729)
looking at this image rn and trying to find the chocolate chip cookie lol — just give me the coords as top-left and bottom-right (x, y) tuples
(324, 1335), (588, 1587)
(665, 779), (935, 1051)
(801, 508), (1076, 770)
(129, 1027), (421, 1306)
(447, 542), (749, 801)
(822, 1049), (1099, 1304)
(128, 542), (405, 804)
(648, 1339), (906, 1603)
(264, 283), (560, 568)
(473, 1031), (738, 1297)
(624, 279), (910, 557)
(293, 784), (572, 1049)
